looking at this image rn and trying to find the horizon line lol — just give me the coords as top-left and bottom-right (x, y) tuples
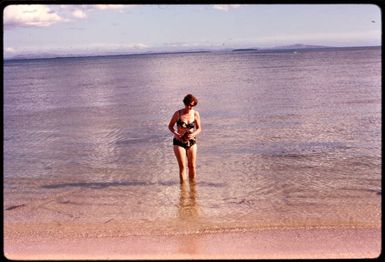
(4, 44), (381, 62)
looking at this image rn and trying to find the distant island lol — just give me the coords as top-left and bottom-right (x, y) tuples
(232, 48), (260, 52)
(232, 45), (330, 52)
(226, 44), (381, 55)
(140, 50), (211, 56)
(232, 44), (332, 53)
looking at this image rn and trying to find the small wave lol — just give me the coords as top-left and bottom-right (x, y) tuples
(198, 181), (226, 188)
(115, 137), (147, 145)
(339, 187), (381, 196)
(113, 223), (374, 237)
(344, 99), (380, 105)
(42, 180), (155, 189)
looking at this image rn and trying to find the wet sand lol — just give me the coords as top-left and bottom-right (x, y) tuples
(4, 222), (380, 260)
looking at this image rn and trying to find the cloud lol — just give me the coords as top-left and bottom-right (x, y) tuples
(163, 41), (214, 48)
(131, 43), (148, 49)
(4, 5), (137, 29)
(94, 5), (131, 10)
(67, 5), (137, 21)
(89, 43), (149, 50)
(4, 47), (18, 59)
(5, 47), (16, 53)
(213, 5), (241, 12)
(4, 5), (62, 28)
(72, 9), (87, 19)
(61, 42), (150, 55)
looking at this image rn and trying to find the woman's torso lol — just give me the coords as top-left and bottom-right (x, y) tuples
(175, 109), (195, 140)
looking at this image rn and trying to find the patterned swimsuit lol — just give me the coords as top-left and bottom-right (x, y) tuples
(173, 110), (196, 149)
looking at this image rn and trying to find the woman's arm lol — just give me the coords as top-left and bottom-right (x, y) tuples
(189, 111), (202, 138)
(168, 111), (182, 139)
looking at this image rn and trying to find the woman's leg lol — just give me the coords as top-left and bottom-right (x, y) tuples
(174, 145), (187, 182)
(186, 144), (197, 179)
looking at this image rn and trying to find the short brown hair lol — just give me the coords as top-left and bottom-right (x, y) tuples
(183, 94), (198, 106)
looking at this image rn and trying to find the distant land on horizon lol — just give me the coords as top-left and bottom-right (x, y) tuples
(4, 44), (381, 61)
(232, 44), (331, 52)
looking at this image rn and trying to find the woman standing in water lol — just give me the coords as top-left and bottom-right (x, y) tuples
(168, 94), (202, 182)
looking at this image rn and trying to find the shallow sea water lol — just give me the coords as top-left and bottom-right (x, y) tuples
(4, 47), (381, 234)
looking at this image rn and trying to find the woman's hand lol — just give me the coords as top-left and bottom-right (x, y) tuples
(186, 131), (195, 140)
(174, 132), (182, 140)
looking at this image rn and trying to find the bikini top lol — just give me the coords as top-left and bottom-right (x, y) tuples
(176, 110), (195, 129)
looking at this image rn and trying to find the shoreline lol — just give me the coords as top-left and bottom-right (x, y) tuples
(5, 226), (381, 260)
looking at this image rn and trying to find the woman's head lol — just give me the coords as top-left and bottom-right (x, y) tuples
(183, 94), (198, 108)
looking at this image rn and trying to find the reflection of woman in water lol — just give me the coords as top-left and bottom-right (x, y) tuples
(177, 180), (199, 254)
(178, 180), (199, 219)
(168, 94), (202, 182)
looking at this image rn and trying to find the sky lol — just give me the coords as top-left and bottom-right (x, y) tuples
(3, 4), (382, 58)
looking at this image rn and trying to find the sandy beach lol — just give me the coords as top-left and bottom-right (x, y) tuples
(4, 221), (380, 260)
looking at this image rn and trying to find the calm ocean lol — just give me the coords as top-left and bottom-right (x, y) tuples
(4, 47), (381, 234)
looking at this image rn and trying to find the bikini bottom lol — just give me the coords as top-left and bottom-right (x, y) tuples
(173, 138), (196, 149)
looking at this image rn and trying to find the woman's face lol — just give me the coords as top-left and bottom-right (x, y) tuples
(186, 102), (195, 110)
